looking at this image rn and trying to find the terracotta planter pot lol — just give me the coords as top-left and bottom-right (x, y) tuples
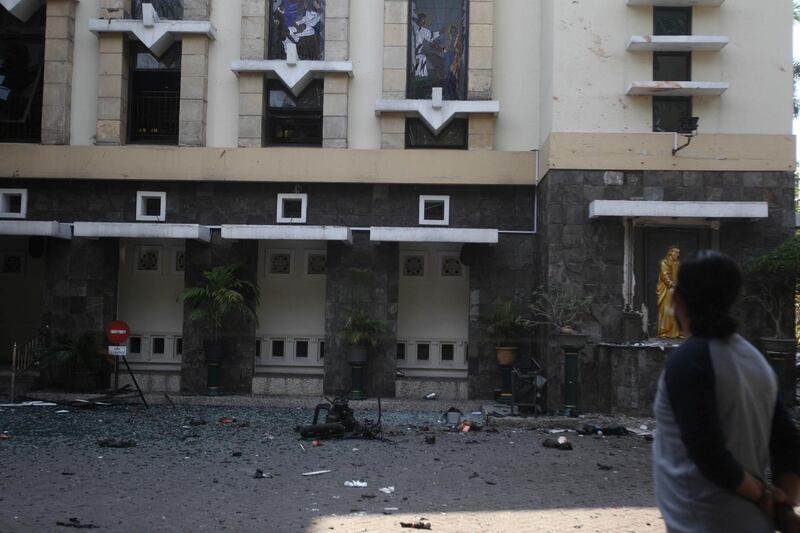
(495, 346), (518, 367)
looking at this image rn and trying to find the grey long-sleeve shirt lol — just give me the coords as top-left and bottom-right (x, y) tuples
(653, 334), (800, 533)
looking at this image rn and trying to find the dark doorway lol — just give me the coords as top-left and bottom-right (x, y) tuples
(128, 42), (181, 145)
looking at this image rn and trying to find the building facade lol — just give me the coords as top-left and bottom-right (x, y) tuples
(0, 0), (796, 410)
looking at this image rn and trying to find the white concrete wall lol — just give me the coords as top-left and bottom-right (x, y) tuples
(206, 0), (241, 148)
(117, 239), (184, 334)
(545, 0), (793, 136)
(256, 240), (326, 337)
(348, 0), (383, 149)
(397, 243), (468, 341)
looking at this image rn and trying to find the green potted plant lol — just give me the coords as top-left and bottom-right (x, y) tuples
(745, 234), (800, 348)
(481, 301), (528, 366)
(339, 308), (387, 400)
(179, 265), (260, 393)
(41, 333), (107, 392)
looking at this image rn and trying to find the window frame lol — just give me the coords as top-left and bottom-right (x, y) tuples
(419, 195), (450, 226)
(263, 78), (324, 147)
(653, 51), (691, 82)
(0, 189), (28, 219)
(127, 41), (182, 146)
(136, 191), (167, 222)
(277, 193), (308, 224)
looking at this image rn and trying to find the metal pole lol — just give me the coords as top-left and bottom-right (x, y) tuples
(10, 342), (17, 402)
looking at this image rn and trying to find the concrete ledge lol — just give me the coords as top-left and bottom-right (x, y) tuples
(222, 225), (351, 242)
(625, 81), (729, 97)
(0, 220), (72, 239)
(74, 222), (212, 241)
(232, 60), (353, 97)
(89, 16), (216, 57)
(396, 377), (468, 401)
(252, 375), (323, 395)
(0, 145), (536, 185)
(627, 35), (729, 52)
(589, 200), (769, 220)
(370, 227), (499, 244)
(375, 98), (499, 135)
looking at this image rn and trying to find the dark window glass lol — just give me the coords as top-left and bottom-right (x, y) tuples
(319, 341), (325, 359)
(282, 198), (303, 219)
(441, 343), (454, 361)
(296, 340), (309, 358)
(129, 337), (142, 354)
(255, 339), (261, 357)
(396, 343), (406, 360)
(129, 43), (181, 144)
(654, 52), (690, 82)
(176, 337), (183, 355)
(407, 0), (469, 100)
(6, 193), (22, 214)
(653, 96), (692, 133)
(264, 79), (323, 146)
(0, 7), (45, 143)
(405, 117), (467, 149)
(144, 197), (162, 217)
(654, 7), (691, 36)
(133, 0), (183, 20)
(272, 339), (285, 357)
(417, 343), (430, 361)
(152, 337), (165, 355)
(424, 200), (445, 221)
(268, 0), (325, 60)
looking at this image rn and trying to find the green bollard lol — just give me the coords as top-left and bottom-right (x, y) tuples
(350, 363), (366, 400)
(563, 346), (578, 417)
(207, 361), (222, 396)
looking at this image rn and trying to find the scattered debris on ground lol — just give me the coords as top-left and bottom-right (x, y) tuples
(424, 435), (436, 445)
(56, 517), (98, 529)
(0, 432), (11, 440)
(302, 470), (332, 476)
(542, 436), (573, 450)
(253, 469), (273, 479)
(400, 518), (432, 529)
(379, 486), (395, 495)
(295, 397), (382, 440)
(343, 480), (368, 488)
(578, 425), (629, 437)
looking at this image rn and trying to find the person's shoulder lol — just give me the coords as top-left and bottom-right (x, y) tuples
(665, 337), (711, 378)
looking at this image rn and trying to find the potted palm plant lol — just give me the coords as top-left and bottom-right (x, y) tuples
(481, 301), (528, 366)
(340, 309), (387, 399)
(179, 265), (259, 394)
(41, 333), (108, 392)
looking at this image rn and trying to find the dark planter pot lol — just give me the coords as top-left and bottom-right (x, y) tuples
(553, 332), (589, 351)
(346, 345), (368, 365)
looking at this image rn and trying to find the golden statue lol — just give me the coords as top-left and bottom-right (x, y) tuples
(656, 246), (682, 338)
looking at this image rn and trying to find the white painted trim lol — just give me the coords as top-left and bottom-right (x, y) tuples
(626, 81), (729, 97)
(370, 227), (499, 244)
(0, 188), (27, 219)
(276, 193), (308, 224)
(88, 17), (216, 57)
(231, 60), (353, 97)
(588, 200), (769, 220)
(0, 0), (44, 22)
(73, 222), (212, 241)
(222, 224), (351, 242)
(419, 195), (450, 226)
(375, 98), (500, 135)
(627, 0), (723, 5)
(0, 220), (72, 239)
(627, 35), (729, 52)
(136, 191), (166, 222)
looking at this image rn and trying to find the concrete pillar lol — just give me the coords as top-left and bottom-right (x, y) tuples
(41, 0), (76, 145)
(380, 0), (408, 149)
(182, 0), (210, 21)
(467, 0), (495, 150)
(179, 35), (209, 146)
(95, 0), (131, 145)
(237, 0), (266, 147)
(321, 0), (349, 148)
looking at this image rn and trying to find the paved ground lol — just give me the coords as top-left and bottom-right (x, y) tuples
(1, 393), (663, 532)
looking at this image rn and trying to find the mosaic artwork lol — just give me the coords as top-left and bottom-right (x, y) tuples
(133, 0), (183, 20)
(407, 0), (468, 100)
(269, 0), (325, 60)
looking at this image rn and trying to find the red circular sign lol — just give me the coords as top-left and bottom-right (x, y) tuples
(105, 320), (130, 344)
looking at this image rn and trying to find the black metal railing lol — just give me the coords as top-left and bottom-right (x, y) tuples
(129, 90), (180, 144)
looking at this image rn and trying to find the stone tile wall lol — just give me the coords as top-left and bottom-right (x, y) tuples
(179, 35), (209, 146)
(323, 0), (349, 148)
(238, 0), (266, 147)
(41, 0), (76, 145)
(96, 0), (130, 145)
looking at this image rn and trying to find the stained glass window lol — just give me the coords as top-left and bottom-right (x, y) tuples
(407, 0), (468, 101)
(268, 0), (325, 60)
(133, 0), (183, 20)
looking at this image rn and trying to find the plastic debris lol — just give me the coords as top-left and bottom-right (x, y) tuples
(597, 463), (613, 471)
(97, 438), (136, 448)
(401, 519), (432, 529)
(312, 440), (324, 447)
(218, 417), (236, 425)
(344, 480), (368, 488)
(0, 401), (57, 407)
(424, 435), (436, 445)
(56, 517), (98, 529)
(0, 432), (10, 440)
(253, 469), (273, 479)
(302, 470), (332, 476)
(542, 437), (573, 451)
(443, 407), (463, 425)
(457, 420), (478, 433)
(423, 393), (436, 400)
(55, 410), (70, 414)
(378, 486), (395, 494)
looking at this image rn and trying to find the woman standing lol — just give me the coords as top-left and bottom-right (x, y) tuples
(653, 251), (800, 532)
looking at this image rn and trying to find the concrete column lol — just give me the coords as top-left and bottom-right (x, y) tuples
(179, 35), (209, 146)
(322, 0), (349, 148)
(41, 0), (76, 145)
(96, 0), (130, 145)
(380, 0), (408, 149)
(467, 0), (494, 150)
(238, 0), (266, 147)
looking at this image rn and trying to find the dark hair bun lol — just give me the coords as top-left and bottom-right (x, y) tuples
(676, 251), (741, 338)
